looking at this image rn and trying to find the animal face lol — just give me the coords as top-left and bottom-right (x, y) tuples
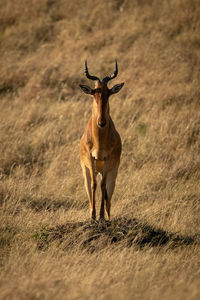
(80, 81), (124, 128)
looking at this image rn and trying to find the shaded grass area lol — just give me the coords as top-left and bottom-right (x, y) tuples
(34, 217), (198, 253)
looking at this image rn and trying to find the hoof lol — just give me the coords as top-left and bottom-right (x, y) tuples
(90, 210), (96, 220)
(90, 214), (96, 222)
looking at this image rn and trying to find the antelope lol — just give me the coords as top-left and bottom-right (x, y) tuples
(79, 60), (124, 220)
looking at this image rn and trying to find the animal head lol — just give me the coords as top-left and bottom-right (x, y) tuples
(79, 61), (124, 128)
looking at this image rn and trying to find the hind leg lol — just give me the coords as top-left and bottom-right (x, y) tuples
(100, 162), (119, 220)
(105, 166), (119, 220)
(100, 176), (107, 219)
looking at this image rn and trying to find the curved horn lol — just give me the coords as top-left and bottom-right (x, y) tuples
(102, 60), (118, 84)
(84, 60), (100, 82)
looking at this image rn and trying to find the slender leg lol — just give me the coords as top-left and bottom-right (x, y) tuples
(81, 162), (96, 220)
(105, 165), (119, 220)
(100, 177), (106, 219)
(90, 170), (97, 220)
(81, 164), (92, 207)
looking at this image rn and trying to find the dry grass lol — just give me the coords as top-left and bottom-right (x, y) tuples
(0, 0), (200, 299)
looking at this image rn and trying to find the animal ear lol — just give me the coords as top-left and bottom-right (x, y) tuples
(79, 84), (94, 95)
(109, 83), (124, 95)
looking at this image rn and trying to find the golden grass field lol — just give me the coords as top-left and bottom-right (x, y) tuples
(0, 0), (200, 299)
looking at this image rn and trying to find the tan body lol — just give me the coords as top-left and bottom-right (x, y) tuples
(79, 62), (124, 220)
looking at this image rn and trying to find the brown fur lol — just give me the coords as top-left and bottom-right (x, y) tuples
(80, 80), (123, 219)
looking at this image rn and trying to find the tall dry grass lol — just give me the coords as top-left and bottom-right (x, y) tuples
(0, 0), (200, 299)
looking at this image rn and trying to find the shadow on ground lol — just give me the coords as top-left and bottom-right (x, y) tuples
(34, 217), (199, 252)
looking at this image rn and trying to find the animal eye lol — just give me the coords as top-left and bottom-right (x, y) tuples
(94, 88), (102, 93)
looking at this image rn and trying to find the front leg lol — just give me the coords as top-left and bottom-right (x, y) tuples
(90, 168), (97, 220)
(80, 154), (97, 220)
(99, 177), (106, 219)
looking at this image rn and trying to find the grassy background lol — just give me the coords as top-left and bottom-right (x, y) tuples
(0, 0), (200, 299)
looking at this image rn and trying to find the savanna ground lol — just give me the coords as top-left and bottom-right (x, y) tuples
(0, 0), (200, 299)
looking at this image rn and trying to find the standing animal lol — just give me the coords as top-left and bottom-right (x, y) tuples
(79, 60), (124, 220)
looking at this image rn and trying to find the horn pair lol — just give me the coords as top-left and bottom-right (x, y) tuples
(84, 60), (118, 83)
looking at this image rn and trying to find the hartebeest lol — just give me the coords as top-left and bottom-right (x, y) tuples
(79, 61), (124, 220)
